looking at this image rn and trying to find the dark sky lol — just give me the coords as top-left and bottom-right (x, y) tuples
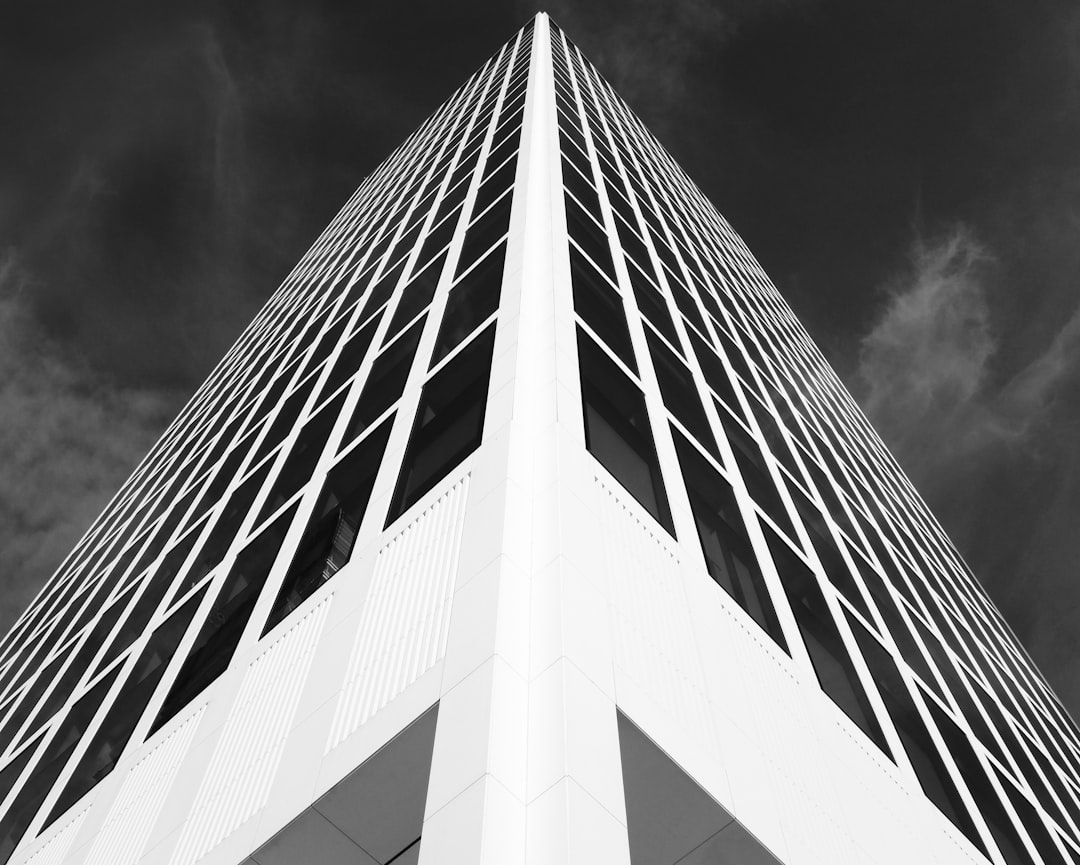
(2, 0), (1079, 716)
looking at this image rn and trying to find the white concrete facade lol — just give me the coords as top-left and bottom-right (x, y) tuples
(1, 13), (1078, 865)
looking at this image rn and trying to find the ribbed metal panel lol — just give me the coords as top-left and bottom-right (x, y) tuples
(327, 476), (470, 751)
(82, 704), (207, 865)
(16, 807), (88, 865)
(596, 477), (717, 751)
(168, 596), (331, 865)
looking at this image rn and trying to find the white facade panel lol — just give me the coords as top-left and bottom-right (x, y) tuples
(1, 13), (1077, 865)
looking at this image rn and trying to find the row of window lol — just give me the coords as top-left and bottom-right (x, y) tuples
(553, 20), (1080, 863)
(561, 11), (1075, 755)
(588, 50), (1079, 788)
(0, 22), (531, 858)
(0, 18), (530, 678)
(0, 19), (525, 708)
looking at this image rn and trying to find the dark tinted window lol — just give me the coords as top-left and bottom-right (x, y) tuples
(571, 245), (636, 373)
(847, 613), (986, 850)
(151, 504), (299, 733)
(647, 331), (716, 457)
(0, 670), (120, 861)
(182, 461), (273, 593)
(346, 315), (426, 440)
(319, 310), (384, 401)
(432, 243), (505, 365)
(387, 252), (446, 340)
(457, 194), (511, 275)
(388, 325), (497, 523)
(673, 430), (785, 649)
(765, 526), (891, 756)
(264, 418), (394, 633)
(578, 329), (673, 534)
(45, 588), (207, 826)
(257, 392), (349, 525)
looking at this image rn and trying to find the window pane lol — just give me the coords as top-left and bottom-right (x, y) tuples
(319, 309), (384, 401)
(44, 587), (207, 826)
(388, 325), (497, 523)
(264, 417), (394, 633)
(570, 245), (636, 373)
(182, 461), (273, 593)
(846, 613), (986, 849)
(647, 330), (716, 456)
(672, 429), (786, 649)
(577, 328), (673, 534)
(432, 243), (505, 366)
(151, 504), (299, 734)
(257, 392), (349, 525)
(765, 525), (891, 756)
(346, 315), (425, 441)
(387, 252), (446, 341)
(0, 671), (120, 862)
(457, 194), (511, 276)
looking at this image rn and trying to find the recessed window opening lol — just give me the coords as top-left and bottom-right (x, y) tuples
(432, 242), (505, 367)
(388, 324), (497, 524)
(765, 526), (891, 756)
(570, 244), (636, 373)
(151, 504), (299, 735)
(264, 416), (394, 634)
(672, 430), (785, 648)
(578, 328), (673, 534)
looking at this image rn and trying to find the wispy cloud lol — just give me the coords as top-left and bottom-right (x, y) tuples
(854, 224), (1080, 711)
(857, 224), (1080, 481)
(856, 225), (1020, 478)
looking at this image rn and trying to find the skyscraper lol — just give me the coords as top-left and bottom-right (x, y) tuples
(0, 11), (1077, 864)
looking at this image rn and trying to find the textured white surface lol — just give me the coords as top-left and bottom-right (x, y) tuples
(596, 478), (717, 754)
(17, 808), (88, 865)
(169, 596), (330, 865)
(83, 705), (207, 865)
(328, 476), (469, 751)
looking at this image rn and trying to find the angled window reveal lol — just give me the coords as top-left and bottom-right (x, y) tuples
(44, 587), (208, 827)
(432, 242), (505, 366)
(846, 611), (985, 849)
(319, 309), (385, 402)
(252, 705), (439, 865)
(0, 670), (120, 862)
(456, 192), (512, 276)
(388, 324), (497, 524)
(264, 417), (394, 634)
(180, 460), (273, 594)
(346, 314), (426, 442)
(386, 252), (446, 342)
(0, 740), (36, 863)
(672, 429), (785, 649)
(257, 391), (349, 526)
(578, 328), (674, 535)
(151, 504), (299, 734)
(93, 526), (203, 676)
(646, 330), (716, 457)
(570, 244), (637, 373)
(764, 526), (891, 757)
